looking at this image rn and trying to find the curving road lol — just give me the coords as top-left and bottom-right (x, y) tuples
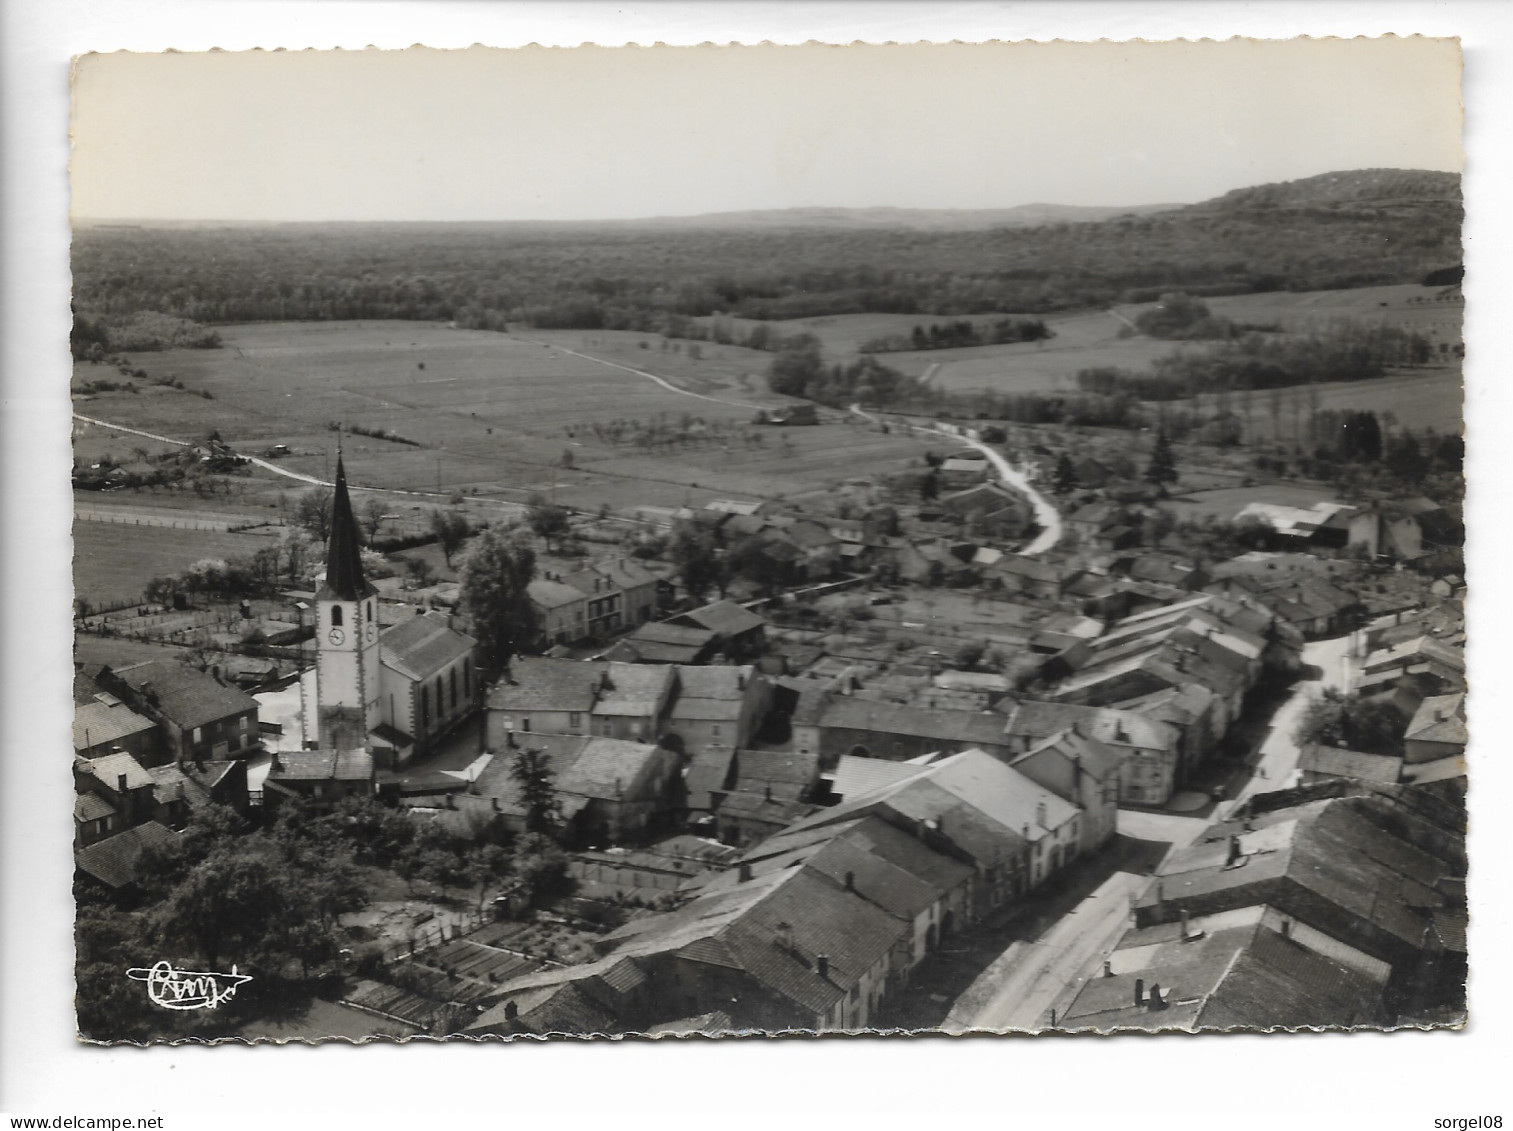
(850, 404), (1063, 555)
(511, 337), (766, 411)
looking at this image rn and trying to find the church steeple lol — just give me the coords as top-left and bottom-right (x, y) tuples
(318, 448), (374, 602)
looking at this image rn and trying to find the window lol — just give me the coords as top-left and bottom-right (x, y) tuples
(191, 726), (202, 744)
(521, 717), (530, 733)
(463, 660), (471, 697)
(450, 669), (458, 709)
(331, 605), (344, 627)
(239, 715), (249, 732)
(366, 602), (373, 622)
(711, 724), (722, 738)
(420, 686), (430, 727)
(569, 712), (582, 728)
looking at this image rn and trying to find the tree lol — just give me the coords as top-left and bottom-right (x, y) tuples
(1053, 453), (1079, 494)
(919, 468), (940, 501)
(429, 508), (470, 567)
(953, 641), (986, 670)
(669, 519), (724, 600)
(1146, 508), (1177, 549)
(459, 526), (540, 664)
(1294, 688), (1407, 757)
(404, 555), (435, 588)
(360, 497), (388, 544)
(294, 486), (334, 542)
(1145, 430), (1178, 491)
(466, 843), (513, 912)
(526, 494), (571, 552)
(511, 746), (561, 838)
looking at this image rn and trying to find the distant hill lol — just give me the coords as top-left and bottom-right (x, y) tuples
(623, 202), (1179, 231)
(1182, 168), (1461, 214)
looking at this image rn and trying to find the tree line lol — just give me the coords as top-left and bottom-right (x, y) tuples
(71, 183), (1460, 335)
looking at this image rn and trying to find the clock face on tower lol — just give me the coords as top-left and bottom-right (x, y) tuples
(365, 624), (377, 643)
(328, 628), (345, 646)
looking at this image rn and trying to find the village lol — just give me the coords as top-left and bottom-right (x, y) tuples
(72, 387), (1467, 1039)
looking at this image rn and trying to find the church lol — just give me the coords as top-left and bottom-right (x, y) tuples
(307, 451), (479, 768)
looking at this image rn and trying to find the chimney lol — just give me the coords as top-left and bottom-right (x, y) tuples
(504, 1000), (519, 1022)
(1147, 984), (1167, 1011)
(764, 783), (773, 802)
(738, 861), (753, 883)
(117, 773), (128, 795)
(491, 797), (500, 812)
(1280, 919), (1292, 940)
(815, 954), (830, 981)
(775, 921), (793, 952)
(1102, 960), (1114, 978)
(1226, 834), (1242, 867)
(1134, 978), (1145, 1005)
(1035, 800), (1048, 828)
(1155, 880), (1165, 905)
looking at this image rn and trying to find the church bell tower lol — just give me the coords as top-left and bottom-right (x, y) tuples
(315, 446), (381, 749)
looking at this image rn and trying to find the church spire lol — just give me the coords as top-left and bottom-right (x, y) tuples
(318, 449), (373, 601)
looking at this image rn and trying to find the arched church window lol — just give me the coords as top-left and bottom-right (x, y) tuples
(331, 606), (344, 627)
(366, 602), (373, 622)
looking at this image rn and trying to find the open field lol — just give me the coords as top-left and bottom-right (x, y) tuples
(72, 320), (940, 518)
(1117, 282), (1464, 344)
(1224, 368), (1464, 443)
(73, 519), (284, 607)
(718, 283), (1463, 405)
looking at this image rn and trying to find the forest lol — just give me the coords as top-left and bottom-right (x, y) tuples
(70, 169), (1462, 348)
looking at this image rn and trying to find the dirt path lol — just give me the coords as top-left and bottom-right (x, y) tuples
(849, 403), (1064, 554)
(510, 336), (767, 411)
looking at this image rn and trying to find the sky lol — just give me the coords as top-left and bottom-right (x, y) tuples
(70, 36), (1463, 222)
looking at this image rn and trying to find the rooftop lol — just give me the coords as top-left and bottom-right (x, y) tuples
(112, 661), (259, 730)
(380, 611), (476, 682)
(73, 698), (158, 751)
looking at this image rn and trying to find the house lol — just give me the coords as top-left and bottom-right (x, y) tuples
(73, 692), (162, 765)
(663, 665), (771, 761)
(73, 752), (158, 845)
(529, 577), (589, 646)
(1403, 693), (1467, 765)
(556, 559), (662, 637)
(378, 611), (479, 762)
(1008, 729), (1121, 853)
(108, 661), (260, 763)
(1061, 906), (1387, 1032)
(591, 664), (678, 743)
(1000, 700), (1184, 807)
(487, 657), (602, 741)
(1133, 794), (1466, 1002)
(74, 821), (181, 894)
(1067, 502), (1129, 541)
(145, 759), (251, 826)
(606, 622), (720, 665)
(796, 694), (1013, 768)
(262, 748), (376, 815)
(668, 600), (767, 660)
(473, 733), (682, 845)
(938, 455), (991, 489)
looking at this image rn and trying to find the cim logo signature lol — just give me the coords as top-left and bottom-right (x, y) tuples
(125, 961), (252, 1010)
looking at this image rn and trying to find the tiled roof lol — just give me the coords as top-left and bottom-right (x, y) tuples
(1002, 700), (1179, 754)
(646, 1011), (734, 1036)
(596, 663), (675, 717)
(528, 578), (587, 610)
(557, 738), (670, 800)
(75, 792), (117, 822)
(685, 746), (738, 810)
(269, 749), (374, 782)
(488, 657), (604, 713)
(817, 696), (1008, 747)
(672, 600), (765, 638)
(113, 661), (258, 730)
(83, 751), (154, 792)
(831, 754), (933, 800)
(380, 612), (476, 682)
(74, 821), (180, 888)
(1405, 693), (1467, 746)
(732, 748), (820, 789)
(1299, 744), (1404, 785)
(73, 699), (157, 751)
(669, 665), (756, 721)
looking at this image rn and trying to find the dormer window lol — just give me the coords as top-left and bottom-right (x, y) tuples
(331, 606), (344, 627)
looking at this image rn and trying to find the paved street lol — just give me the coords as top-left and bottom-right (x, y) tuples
(941, 633), (1360, 1030)
(943, 870), (1146, 1032)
